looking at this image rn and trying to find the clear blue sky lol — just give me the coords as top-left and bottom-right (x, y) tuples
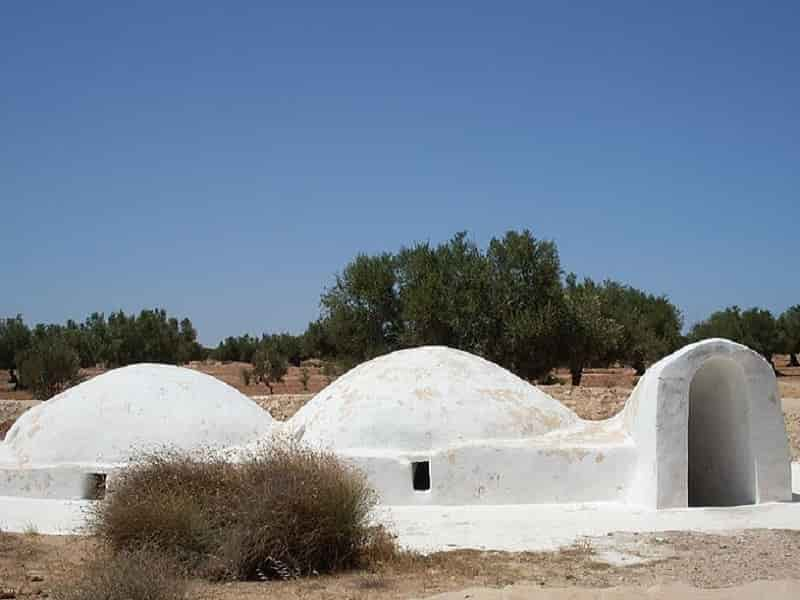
(1, 2), (797, 346)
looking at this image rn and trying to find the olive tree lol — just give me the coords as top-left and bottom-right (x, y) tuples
(397, 232), (492, 354)
(252, 346), (288, 393)
(560, 276), (621, 385)
(484, 230), (564, 381)
(778, 305), (800, 367)
(0, 315), (32, 371)
(16, 334), (80, 399)
(320, 252), (402, 364)
(600, 282), (683, 375)
(690, 306), (780, 368)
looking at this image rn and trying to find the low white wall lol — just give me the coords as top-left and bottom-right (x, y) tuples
(0, 465), (122, 500)
(341, 437), (636, 505)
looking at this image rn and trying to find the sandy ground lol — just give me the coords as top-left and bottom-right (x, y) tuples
(0, 360), (334, 400)
(2, 529), (800, 599)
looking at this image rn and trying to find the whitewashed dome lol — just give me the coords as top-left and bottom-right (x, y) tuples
(1, 363), (274, 466)
(291, 346), (577, 452)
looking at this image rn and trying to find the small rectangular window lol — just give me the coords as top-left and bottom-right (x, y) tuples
(412, 461), (430, 491)
(84, 473), (107, 500)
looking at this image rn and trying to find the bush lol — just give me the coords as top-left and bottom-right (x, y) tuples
(16, 335), (80, 399)
(53, 547), (187, 600)
(215, 443), (378, 579)
(91, 442), (389, 581)
(91, 450), (233, 566)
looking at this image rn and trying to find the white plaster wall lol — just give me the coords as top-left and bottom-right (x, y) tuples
(624, 338), (792, 509)
(342, 438), (635, 505)
(0, 465), (124, 500)
(0, 363), (275, 468)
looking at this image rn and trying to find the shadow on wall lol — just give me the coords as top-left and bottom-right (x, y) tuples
(688, 357), (755, 507)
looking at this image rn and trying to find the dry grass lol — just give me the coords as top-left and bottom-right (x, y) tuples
(52, 547), (187, 600)
(91, 450), (233, 565)
(210, 443), (385, 580)
(90, 442), (394, 582)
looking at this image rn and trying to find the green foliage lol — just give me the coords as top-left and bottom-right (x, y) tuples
(314, 230), (685, 380)
(483, 230), (564, 380)
(739, 308), (780, 364)
(0, 315), (31, 370)
(320, 252), (402, 364)
(690, 305), (780, 365)
(252, 345), (288, 392)
(316, 230), (567, 380)
(212, 333), (259, 362)
(398, 232), (492, 354)
(690, 306), (744, 341)
(3, 310), (203, 384)
(263, 332), (303, 366)
(560, 276), (622, 385)
(90, 444), (390, 580)
(16, 333), (80, 399)
(778, 305), (800, 365)
(600, 282), (684, 374)
(104, 309), (204, 367)
(301, 319), (336, 359)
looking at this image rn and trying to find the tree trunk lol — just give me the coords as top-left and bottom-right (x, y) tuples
(790, 353), (799, 367)
(570, 365), (583, 386)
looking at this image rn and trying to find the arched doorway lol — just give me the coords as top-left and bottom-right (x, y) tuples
(688, 357), (756, 507)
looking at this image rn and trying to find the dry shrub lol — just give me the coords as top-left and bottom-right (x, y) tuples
(91, 442), (394, 581)
(53, 547), (186, 600)
(214, 443), (378, 579)
(90, 449), (234, 566)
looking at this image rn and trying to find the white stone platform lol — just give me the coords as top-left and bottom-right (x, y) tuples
(3, 464), (799, 550)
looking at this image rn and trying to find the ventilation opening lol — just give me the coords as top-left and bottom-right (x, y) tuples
(688, 358), (755, 507)
(84, 473), (107, 500)
(412, 461), (431, 492)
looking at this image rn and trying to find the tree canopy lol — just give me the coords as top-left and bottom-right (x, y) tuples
(5, 229), (795, 395)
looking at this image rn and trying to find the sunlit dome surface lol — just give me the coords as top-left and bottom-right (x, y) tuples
(291, 346), (578, 452)
(1, 363), (275, 466)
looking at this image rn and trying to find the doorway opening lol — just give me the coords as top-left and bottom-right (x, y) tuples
(688, 358), (755, 507)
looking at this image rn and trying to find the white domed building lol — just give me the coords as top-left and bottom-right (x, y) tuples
(2, 340), (794, 537)
(291, 342), (792, 508)
(291, 346), (632, 505)
(0, 364), (275, 501)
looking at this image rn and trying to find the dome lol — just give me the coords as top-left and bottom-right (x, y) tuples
(291, 346), (578, 452)
(1, 363), (274, 467)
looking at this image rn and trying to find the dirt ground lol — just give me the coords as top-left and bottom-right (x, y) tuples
(2, 528), (800, 599)
(0, 360), (335, 401)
